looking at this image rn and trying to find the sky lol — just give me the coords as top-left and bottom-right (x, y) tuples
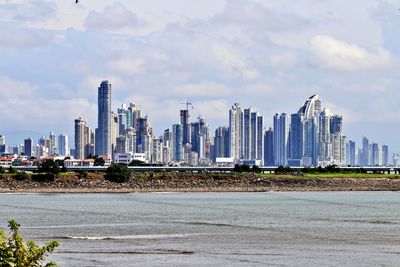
(0, 0), (400, 151)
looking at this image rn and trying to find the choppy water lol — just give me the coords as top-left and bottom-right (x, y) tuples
(0, 192), (399, 266)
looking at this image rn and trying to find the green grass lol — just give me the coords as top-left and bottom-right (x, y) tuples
(306, 173), (400, 179)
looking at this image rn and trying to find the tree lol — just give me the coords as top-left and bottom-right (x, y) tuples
(0, 219), (59, 266)
(34, 160), (61, 182)
(105, 163), (132, 183)
(94, 157), (105, 166)
(37, 160), (60, 176)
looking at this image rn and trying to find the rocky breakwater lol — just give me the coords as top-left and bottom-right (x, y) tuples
(1, 172), (400, 193)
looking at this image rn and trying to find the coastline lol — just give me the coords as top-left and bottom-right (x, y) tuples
(1, 173), (400, 193)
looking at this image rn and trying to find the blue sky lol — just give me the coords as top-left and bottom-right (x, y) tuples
(0, 0), (400, 151)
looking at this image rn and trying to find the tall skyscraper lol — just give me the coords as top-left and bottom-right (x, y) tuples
(172, 124), (183, 161)
(229, 103), (243, 160)
(74, 118), (89, 159)
(214, 126), (229, 159)
(264, 128), (274, 166)
(348, 140), (356, 166)
(361, 137), (370, 166)
(96, 80), (112, 156)
(191, 116), (209, 159)
(180, 109), (190, 145)
(273, 113), (290, 166)
(0, 134), (5, 145)
(382, 145), (389, 166)
(256, 115), (264, 163)
(370, 143), (380, 166)
(289, 113), (303, 165)
(24, 138), (33, 158)
(49, 131), (56, 155)
(58, 134), (69, 157)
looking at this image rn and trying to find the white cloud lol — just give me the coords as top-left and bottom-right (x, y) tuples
(173, 81), (231, 97)
(107, 58), (145, 76)
(0, 0), (56, 22)
(85, 3), (145, 30)
(310, 35), (394, 71)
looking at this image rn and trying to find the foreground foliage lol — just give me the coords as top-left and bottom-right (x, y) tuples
(0, 219), (59, 266)
(105, 163), (132, 183)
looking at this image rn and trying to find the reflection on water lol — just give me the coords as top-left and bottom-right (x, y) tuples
(0, 192), (399, 266)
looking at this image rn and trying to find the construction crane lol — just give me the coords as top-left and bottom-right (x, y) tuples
(180, 101), (194, 111)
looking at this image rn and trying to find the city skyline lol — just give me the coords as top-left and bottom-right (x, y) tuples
(1, 0), (400, 151)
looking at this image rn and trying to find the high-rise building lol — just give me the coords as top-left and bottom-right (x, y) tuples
(214, 126), (229, 159)
(0, 134), (5, 145)
(228, 103), (243, 160)
(264, 128), (274, 166)
(370, 143), (380, 166)
(24, 138), (33, 158)
(49, 131), (56, 155)
(163, 129), (173, 164)
(243, 108), (253, 160)
(361, 137), (370, 166)
(172, 124), (183, 162)
(74, 118), (89, 159)
(180, 109), (190, 145)
(96, 80), (112, 156)
(382, 145), (389, 166)
(191, 116), (210, 159)
(348, 140), (356, 166)
(289, 113), (303, 165)
(273, 113), (290, 166)
(117, 104), (129, 136)
(57, 134), (69, 157)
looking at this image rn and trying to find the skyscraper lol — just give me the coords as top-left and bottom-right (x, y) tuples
(256, 115), (264, 163)
(180, 109), (190, 145)
(264, 128), (274, 166)
(75, 118), (88, 160)
(229, 103), (243, 160)
(214, 126), (229, 159)
(172, 124), (183, 162)
(0, 134), (5, 145)
(382, 145), (389, 166)
(58, 134), (69, 157)
(24, 138), (33, 158)
(289, 113), (303, 165)
(273, 113), (290, 166)
(96, 80), (112, 156)
(49, 131), (56, 155)
(370, 143), (380, 166)
(348, 140), (356, 166)
(361, 137), (370, 166)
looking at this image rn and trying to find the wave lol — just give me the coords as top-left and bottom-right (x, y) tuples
(62, 233), (195, 240)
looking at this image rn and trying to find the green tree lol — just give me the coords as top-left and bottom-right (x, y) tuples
(94, 157), (105, 166)
(37, 160), (60, 176)
(0, 219), (59, 266)
(105, 163), (132, 183)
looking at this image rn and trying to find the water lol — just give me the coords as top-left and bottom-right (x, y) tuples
(0, 192), (399, 266)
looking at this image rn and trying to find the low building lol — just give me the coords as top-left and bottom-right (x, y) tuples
(0, 157), (13, 168)
(64, 159), (95, 167)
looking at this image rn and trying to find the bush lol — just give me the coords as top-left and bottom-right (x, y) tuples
(233, 164), (252, 173)
(37, 160), (60, 177)
(0, 166), (4, 174)
(275, 166), (294, 174)
(251, 165), (262, 173)
(0, 219), (59, 266)
(14, 172), (30, 181)
(32, 173), (56, 182)
(105, 163), (132, 183)
(94, 157), (106, 166)
(8, 166), (17, 174)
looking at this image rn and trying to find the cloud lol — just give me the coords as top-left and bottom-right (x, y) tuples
(310, 35), (394, 71)
(173, 81), (232, 97)
(85, 3), (145, 30)
(0, 24), (53, 48)
(0, 0), (56, 22)
(107, 58), (145, 76)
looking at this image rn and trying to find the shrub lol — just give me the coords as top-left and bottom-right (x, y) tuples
(32, 174), (56, 182)
(0, 166), (4, 174)
(233, 164), (252, 173)
(0, 219), (59, 266)
(105, 163), (132, 183)
(8, 166), (17, 174)
(38, 160), (61, 176)
(14, 172), (30, 181)
(94, 157), (105, 166)
(275, 166), (294, 174)
(251, 165), (262, 173)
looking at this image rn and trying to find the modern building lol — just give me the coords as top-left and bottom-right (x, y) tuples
(214, 126), (229, 159)
(96, 80), (112, 156)
(74, 118), (92, 160)
(289, 113), (303, 166)
(382, 145), (389, 166)
(264, 128), (274, 166)
(180, 109), (191, 145)
(24, 138), (33, 158)
(228, 103), (243, 160)
(0, 134), (5, 145)
(273, 113), (290, 166)
(172, 124), (183, 162)
(57, 134), (69, 157)
(347, 140), (356, 166)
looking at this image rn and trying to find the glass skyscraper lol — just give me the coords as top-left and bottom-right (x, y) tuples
(96, 80), (112, 156)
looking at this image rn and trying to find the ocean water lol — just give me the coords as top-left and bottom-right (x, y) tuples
(0, 192), (399, 266)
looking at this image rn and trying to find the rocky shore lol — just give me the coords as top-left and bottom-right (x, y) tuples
(1, 172), (400, 193)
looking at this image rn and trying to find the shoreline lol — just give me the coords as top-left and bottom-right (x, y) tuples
(1, 173), (400, 193)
